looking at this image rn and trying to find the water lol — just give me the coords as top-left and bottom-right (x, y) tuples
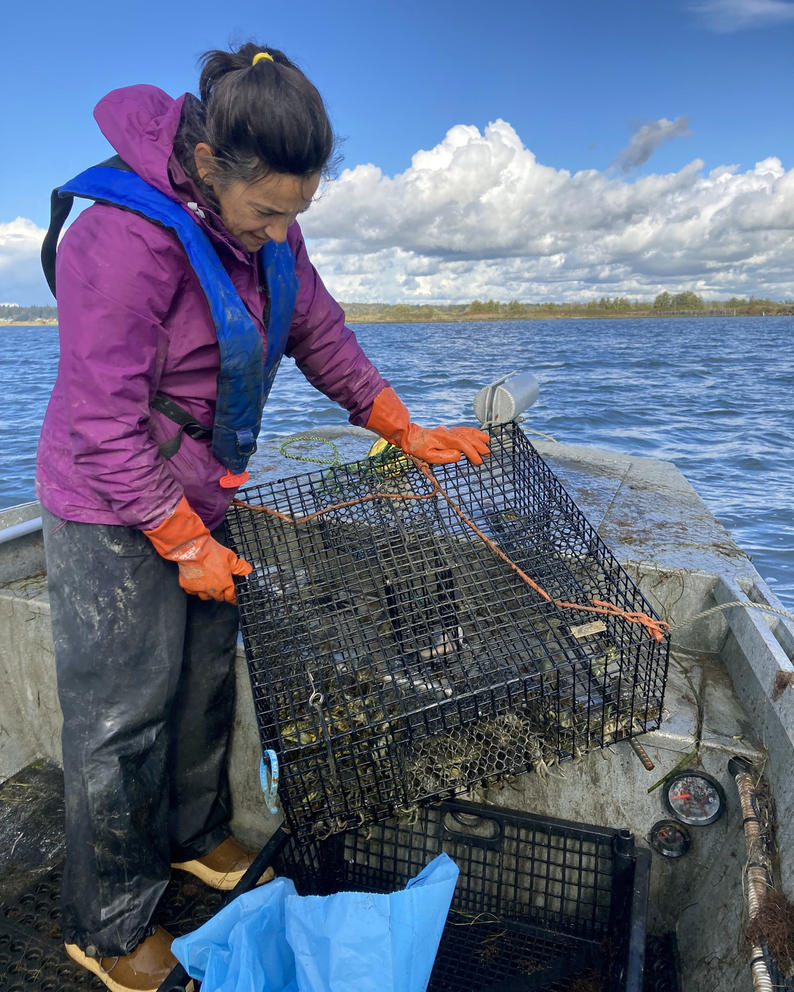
(2, 316), (792, 609)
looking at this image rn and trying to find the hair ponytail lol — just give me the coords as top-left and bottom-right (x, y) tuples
(175, 42), (337, 196)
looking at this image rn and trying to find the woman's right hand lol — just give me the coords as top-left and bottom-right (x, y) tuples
(144, 495), (252, 603)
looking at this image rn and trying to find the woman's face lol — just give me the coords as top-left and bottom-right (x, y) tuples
(195, 145), (320, 252)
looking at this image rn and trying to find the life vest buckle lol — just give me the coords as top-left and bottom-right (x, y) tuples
(236, 429), (257, 456)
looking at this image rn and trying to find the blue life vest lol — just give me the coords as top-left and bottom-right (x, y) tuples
(41, 158), (299, 478)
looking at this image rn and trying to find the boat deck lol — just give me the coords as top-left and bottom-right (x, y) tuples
(0, 761), (683, 992)
(1, 428), (792, 992)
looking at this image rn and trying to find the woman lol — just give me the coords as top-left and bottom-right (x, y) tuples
(36, 42), (489, 992)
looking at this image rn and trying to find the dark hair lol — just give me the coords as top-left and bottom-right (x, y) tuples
(174, 42), (337, 200)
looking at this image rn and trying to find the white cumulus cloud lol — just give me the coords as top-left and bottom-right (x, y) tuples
(691, 0), (794, 31)
(3, 126), (793, 307)
(302, 120), (794, 303)
(0, 217), (51, 305)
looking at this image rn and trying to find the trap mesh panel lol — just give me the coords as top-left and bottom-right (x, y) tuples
(226, 423), (669, 839)
(272, 799), (648, 992)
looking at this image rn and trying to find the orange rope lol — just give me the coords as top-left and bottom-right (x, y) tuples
(231, 481), (440, 526)
(413, 462), (669, 644)
(232, 458), (670, 644)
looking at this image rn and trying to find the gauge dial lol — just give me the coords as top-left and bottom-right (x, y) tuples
(663, 769), (726, 826)
(649, 819), (691, 858)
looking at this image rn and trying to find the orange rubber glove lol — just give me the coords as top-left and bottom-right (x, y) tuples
(366, 387), (490, 465)
(144, 495), (252, 604)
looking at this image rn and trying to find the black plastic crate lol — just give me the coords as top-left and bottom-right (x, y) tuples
(226, 423), (669, 839)
(271, 798), (650, 992)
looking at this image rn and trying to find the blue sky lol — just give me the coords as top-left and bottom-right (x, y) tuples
(2, 0), (793, 304)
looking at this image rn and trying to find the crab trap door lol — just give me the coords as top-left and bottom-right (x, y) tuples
(225, 423), (669, 839)
(273, 799), (650, 992)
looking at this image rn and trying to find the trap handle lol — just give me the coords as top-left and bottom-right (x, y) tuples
(441, 807), (504, 849)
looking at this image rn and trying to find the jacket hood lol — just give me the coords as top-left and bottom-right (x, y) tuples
(93, 85), (255, 258)
(94, 85), (186, 198)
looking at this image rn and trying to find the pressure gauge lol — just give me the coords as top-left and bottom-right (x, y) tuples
(649, 819), (691, 859)
(663, 769), (726, 826)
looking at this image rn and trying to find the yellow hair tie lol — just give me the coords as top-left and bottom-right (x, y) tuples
(252, 52), (274, 66)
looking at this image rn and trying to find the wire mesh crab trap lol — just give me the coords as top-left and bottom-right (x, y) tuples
(271, 798), (650, 992)
(226, 422), (669, 840)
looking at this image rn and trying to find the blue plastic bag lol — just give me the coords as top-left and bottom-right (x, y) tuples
(171, 877), (299, 992)
(171, 853), (459, 992)
(286, 853), (459, 992)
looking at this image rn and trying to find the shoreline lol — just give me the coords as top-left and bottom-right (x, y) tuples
(346, 310), (794, 323)
(3, 310), (793, 328)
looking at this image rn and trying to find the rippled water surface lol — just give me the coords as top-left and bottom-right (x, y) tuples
(2, 316), (792, 608)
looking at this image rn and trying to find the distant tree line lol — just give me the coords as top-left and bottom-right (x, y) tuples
(0, 304), (58, 323)
(3, 295), (792, 327)
(343, 294), (793, 323)
(650, 291), (791, 315)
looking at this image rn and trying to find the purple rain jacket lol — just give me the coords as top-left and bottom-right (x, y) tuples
(35, 85), (388, 531)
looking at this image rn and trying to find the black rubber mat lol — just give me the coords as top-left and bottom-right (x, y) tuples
(0, 762), (66, 908)
(0, 863), (225, 991)
(0, 762), (225, 991)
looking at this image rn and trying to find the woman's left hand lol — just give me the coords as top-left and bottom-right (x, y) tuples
(366, 387), (490, 465)
(400, 424), (491, 465)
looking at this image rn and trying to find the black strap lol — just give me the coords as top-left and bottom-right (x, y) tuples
(41, 156), (133, 297)
(41, 188), (73, 297)
(151, 392), (212, 459)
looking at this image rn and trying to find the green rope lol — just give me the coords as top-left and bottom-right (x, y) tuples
(647, 747), (700, 794)
(279, 434), (342, 467)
